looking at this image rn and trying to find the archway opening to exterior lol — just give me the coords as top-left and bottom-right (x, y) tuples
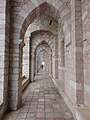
(41, 62), (45, 69)
(37, 50), (49, 74)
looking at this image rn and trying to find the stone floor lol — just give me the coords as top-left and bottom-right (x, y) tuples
(3, 75), (75, 120)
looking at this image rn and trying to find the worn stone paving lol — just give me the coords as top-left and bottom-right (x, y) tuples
(3, 75), (75, 120)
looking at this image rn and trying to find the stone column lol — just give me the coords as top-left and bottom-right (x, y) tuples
(8, 40), (25, 110)
(0, 1), (10, 118)
(30, 36), (35, 82)
(58, 29), (65, 87)
(50, 53), (52, 75)
(71, 0), (84, 105)
(30, 54), (35, 82)
(34, 53), (36, 76)
(37, 56), (41, 73)
(0, 0), (10, 104)
(54, 34), (58, 79)
(49, 53), (52, 75)
(29, 36), (31, 82)
(0, 1), (6, 103)
(35, 55), (38, 75)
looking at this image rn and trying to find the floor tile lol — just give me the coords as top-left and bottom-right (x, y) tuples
(3, 75), (75, 120)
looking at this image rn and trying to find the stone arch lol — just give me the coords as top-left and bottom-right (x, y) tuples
(37, 49), (50, 58)
(24, 11), (58, 36)
(20, 2), (70, 39)
(35, 41), (52, 75)
(36, 46), (51, 57)
(31, 30), (54, 55)
(11, 1), (71, 42)
(36, 50), (50, 74)
(35, 40), (52, 52)
(9, 0), (70, 111)
(30, 36), (52, 80)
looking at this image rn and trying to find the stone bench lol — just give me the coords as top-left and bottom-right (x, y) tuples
(22, 77), (29, 91)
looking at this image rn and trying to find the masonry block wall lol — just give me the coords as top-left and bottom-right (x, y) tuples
(0, 1), (6, 119)
(0, 0), (10, 119)
(4, 0), (10, 110)
(81, 0), (90, 108)
(0, 0), (90, 120)
(0, 0), (6, 105)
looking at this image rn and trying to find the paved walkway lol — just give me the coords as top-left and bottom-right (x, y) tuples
(3, 75), (75, 120)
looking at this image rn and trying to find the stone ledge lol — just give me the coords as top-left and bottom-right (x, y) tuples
(50, 75), (76, 119)
(55, 79), (64, 92)
(49, 75), (64, 92)
(76, 107), (90, 120)
(22, 77), (29, 91)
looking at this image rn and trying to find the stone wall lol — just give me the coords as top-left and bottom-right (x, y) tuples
(0, 1), (6, 118)
(60, 0), (84, 117)
(81, 0), (90, 108)
(8, 0), (70, 111)
(4, 0), (10, 112)
(0, 0), (10, 119)
(0, 0), (6, 105)
(0, 0), (90, 119)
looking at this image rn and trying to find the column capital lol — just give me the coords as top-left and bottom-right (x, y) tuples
(19, 41), (25, 48)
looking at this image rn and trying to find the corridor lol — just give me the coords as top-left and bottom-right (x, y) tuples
(3, 75), (74, 120)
